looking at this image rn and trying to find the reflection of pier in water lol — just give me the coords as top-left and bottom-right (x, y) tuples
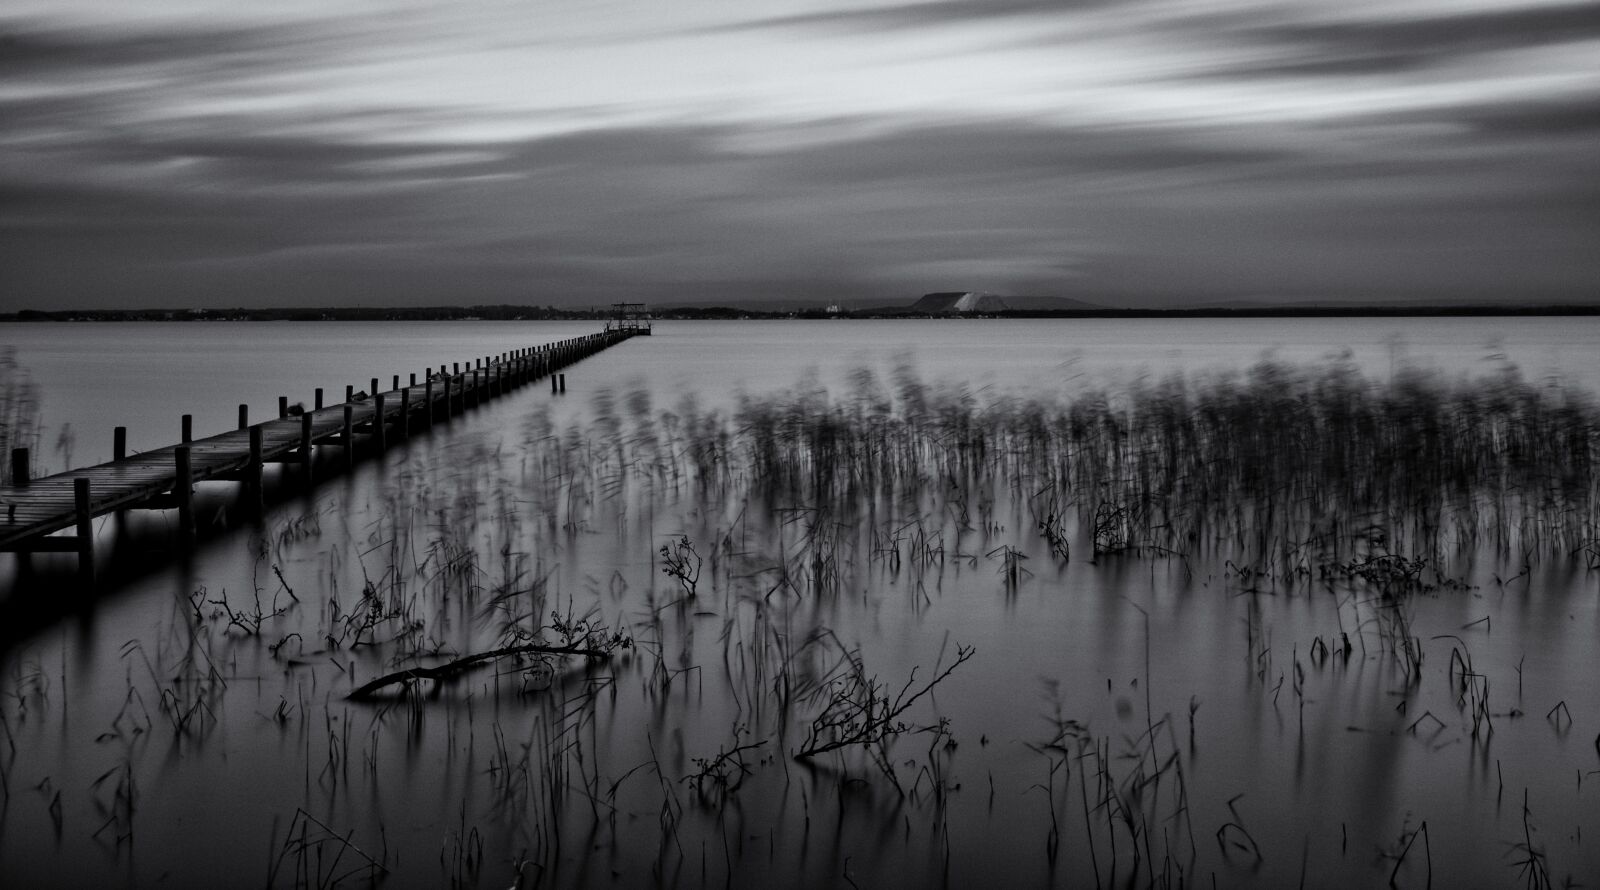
(0, 327), (645, 585)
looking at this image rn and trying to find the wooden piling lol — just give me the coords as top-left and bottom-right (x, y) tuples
(342, 405), (355, 468)
(174, 446), (194, 543)
(238, 404), (249, 430)
(424, 378), (435, 427)
(74, 478), (94, 584)
(559, 373), (566, 393)
(10, 447), (28, 486)
(182, 414), (193, 444)
(373, 395), (386, 452)
(315, 387), (324, 411)
(113, 427), (127, 461)
(300, 412), (314, 484)
(399, 388), (410, 440)
(279, 396), (289, 419)
(247, 426), (264, 513)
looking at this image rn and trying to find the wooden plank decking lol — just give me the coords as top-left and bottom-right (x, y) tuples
(0, 328), (642, 579)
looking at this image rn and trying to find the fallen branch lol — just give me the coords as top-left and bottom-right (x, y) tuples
(346, 643), (613, 700)
(795, 642), (974, 761)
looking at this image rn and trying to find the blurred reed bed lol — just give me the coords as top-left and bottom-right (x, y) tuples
(6, 352), (1598, 890)
(555, 357), (1598, 576)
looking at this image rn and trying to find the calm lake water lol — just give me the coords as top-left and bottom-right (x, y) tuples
(0, 317), (1596, 889)
(5, 317), (1598, 472)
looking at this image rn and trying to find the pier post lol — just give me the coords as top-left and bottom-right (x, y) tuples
(279, 396), (289, 419)
(392, 375), (399, 392)
(114, 427), (127, 461)
(424, 378), (435, 427)
(346, 384), (354, 402)
(247, 426), (264, 514)
(315, 388), (324, 411)
(370, 378), (379, 400)
(182, 414), (193, 444)
(300, 412), (314, 485)
(373, 395), (387, 452)
(410, 373), (417, 387)
(559, 373), (566, 394)
(342, 406), (355, 468)
(399, 388), (410, 440)
(238, 404), (248, 430)
(552, 374), (557, 394)
(174, 446), (194, 544)
(75, 478), (94, 585)
(10, 447), (28, 485)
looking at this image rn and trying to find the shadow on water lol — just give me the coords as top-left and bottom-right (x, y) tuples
(0, 443), (396, 661)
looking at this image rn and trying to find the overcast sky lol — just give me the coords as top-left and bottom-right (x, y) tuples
(2, 0), (1596, 310)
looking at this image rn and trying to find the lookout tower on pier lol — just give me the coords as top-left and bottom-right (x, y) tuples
(604, 302), (652, 335)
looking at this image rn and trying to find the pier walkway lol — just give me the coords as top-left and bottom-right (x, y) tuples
(0, 328), (643, 584)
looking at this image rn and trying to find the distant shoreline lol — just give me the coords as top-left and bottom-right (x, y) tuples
(2, 303), (1596, 322)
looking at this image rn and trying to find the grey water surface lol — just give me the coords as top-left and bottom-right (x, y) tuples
(0, 317), (1595, 889)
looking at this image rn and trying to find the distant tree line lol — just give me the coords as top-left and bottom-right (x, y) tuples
(2, 303), (1593, 323)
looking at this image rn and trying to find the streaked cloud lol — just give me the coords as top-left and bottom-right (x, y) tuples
(1, 0), (1595, 309)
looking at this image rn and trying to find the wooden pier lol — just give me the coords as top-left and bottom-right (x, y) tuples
(0, 328), (643, 584)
